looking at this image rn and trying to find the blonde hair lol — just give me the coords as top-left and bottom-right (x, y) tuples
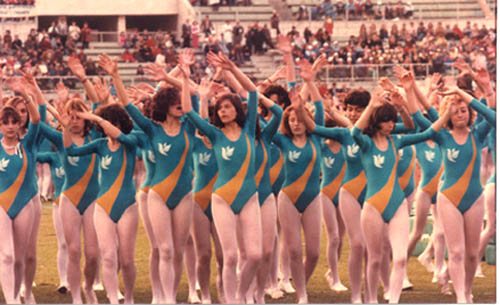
(439, 94), (476, 129)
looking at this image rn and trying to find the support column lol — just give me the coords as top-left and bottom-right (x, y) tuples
(118, 15), (127, 33)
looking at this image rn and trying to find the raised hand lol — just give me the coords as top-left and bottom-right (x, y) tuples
(56, 82), (70, 103)
(399, 71), (415, 91)
(67, 56), (87, 80)
(389, 90), (406, 109)
(429, 73), (443, 92)
(76, 111), (100, 122)
(393, 65), (409, 79)
(6, 77), (28, 95)
(135, 82), (156, 94)
(471, 68), (492, 93)
(289, 88), (304, 108)
(312, 54), (328, 74)
(276, 35), (292, 54)
(93, 77), (111, 102)
(370, 86), (386, 108)
(98, 53), (118, 75)
(297, 59), (315, 82)
(144, 63), (168, 82)
(19, 66), (36, 86)
(178, 48), (195, 67)
(198, 78), (212, 101)
(453, 57), (472, 74)
(378, 77), (397, 92)
(206, 51), (235, 70)
(269, 66), (287, 82)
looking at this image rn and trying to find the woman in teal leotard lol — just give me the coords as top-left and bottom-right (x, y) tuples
(352, 86), (450, 303)
(414, 83), (496, 303)
(64, 104), (139, 304)
(0, 81), (40, 303)
(183, 51), (262, 304)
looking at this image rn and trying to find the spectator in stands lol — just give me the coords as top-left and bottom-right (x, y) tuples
(324, 15), (334, 37)
(192, 20), (200, 48)
(121, 49), (136, 63)
(232, 19), (244, 46)
(136, 64), (144, 75)
(11, 34), (22, 50)
(56, 17), (68, 46)
(182, 19), (192, 47)
(3, 30), (12, 48)
(297, 2), (308, 20)
(218, 33), (229, 54)
(80, 22), (91, 49)
(69, 21), (80, 43)
(346, 0), (355, 18)
(221, 20), (233, 45)
(271, 10), (280, 35)
(201, 15), (214, 37)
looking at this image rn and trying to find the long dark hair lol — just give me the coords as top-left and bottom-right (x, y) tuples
(213, 93), (246, 129)
(95, 104), (134, 134)
(152, 87), (180, 122)
(364, 103), (398, 137)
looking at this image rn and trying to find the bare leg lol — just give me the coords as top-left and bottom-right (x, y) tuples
(321, 193), (347, 291)
(437, 193), (468, 303)
(81, 203), (99, 304)
(302, 196), (322, 284)
(387, 200), (409, 303)
(191, 204), (213, 304)
(211, 222), (225, 304)
(52, 203), (68, 292)
(13, 200), (35, 302)
(463, 196), (484, 302)
(478, 183), (495, 264)
(360, 203), (385, 304)
(184, 235), (200, 303)
(277, 191), (307, 304)
(255, 195), (277, 304)
(0, 207), (17, 303)
(339, 188), (365, 303)
(137, 190), (164, 303)
(117, 204), (139, 304)
(23, 195), (41, 304)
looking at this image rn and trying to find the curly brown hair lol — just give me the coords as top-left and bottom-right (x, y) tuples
(95, 104), (134, 134)
(280, 105), (313, 138)
(152, 87), (180, 122)
(213, 93), (247, 129)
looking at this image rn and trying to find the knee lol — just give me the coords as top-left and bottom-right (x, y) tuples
(246, 248), (262, 266)
(350, 242), (365, 256)
(330, 235), (341, 248)
(67, 246), (82, 262)
(158, 244), (174, 262)
(466, 252), (479, 265)
(0, 252), (14, 267)
(287, 246), (303, 263)
(120, 256), (135, 271)
(392, 256), (407, 271)
(261, 247), (273, 264)
(151, 247), (160, 260)
(223, 250), (238, 268)
(448, 248), (465, 264)
(305, 246), (320, 264)
(24, 253), (36, 266)
(198, 250), (212, 267)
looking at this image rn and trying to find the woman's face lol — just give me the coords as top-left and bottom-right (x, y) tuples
(0, 117), (20, 140)
(449, 100), (470, 129)
(345, 104), (365, 124)
(377, 120), (395, 136)
(288, 110), (306, 137)
(15, 102), (28, 127)
(168, 100), (183, 119)
(217, 99), (237, 124)
(67, 111), (85, 135)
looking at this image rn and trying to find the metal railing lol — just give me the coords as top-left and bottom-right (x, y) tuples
(89, 30), (177, 43)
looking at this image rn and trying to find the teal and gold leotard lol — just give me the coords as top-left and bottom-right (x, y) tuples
(186, 91), (258, 214)
(36, 151), (65, 204)
(351, 126), (436, 222)
(193, 136), (218, 221)
(67, 133), (138, 222)
(320, 139), (345, 207)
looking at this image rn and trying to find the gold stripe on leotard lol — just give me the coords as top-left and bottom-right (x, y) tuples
(269, 152), (283, 186)
(152, 131), (190, 203)
(282, 139), (316, 205)
(366, 139), (398, 214)
(321, 163), (345, 200)
(63, 154), (96, 207)
(98, 149), (127, 215)
(398, 147), (416, 191)
(341, 170), (366, 201)
(214, 136), (251, 206)
(194, 173), (218, 212)
(421, 164), (443, 198)
(254, 140), (268, 187)
(0, 148), (27, 213)
(441, 136), (476, 207)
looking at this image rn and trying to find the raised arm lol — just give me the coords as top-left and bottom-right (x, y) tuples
(75, 111), (122, 140)
(259, 94), (283, 140)
(6, 77), (40, 124)
(68, 56), (99, 103)
(276, 35), (295, 84)
(208, 51), (256, 92)
(66, 138), (104, 156)
(440, 85), (496, 125)
(98, 53), (129, 107)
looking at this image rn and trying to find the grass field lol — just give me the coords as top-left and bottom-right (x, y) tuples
(7, 202), (496, 304)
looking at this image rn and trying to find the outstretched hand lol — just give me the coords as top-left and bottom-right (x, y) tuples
(67, 56), (87, 80)
(98, 53), (118, 75)
(144, 63), (168, 82)
(56, 82), (70, 103)
(93, 77), (111, 102)
(276, 35), (292, 54)
(312, 54), (328, 74)
(370, 86), (386, 108)
(289, 88), (304, 108)
(297, 59), (315, 82)
(207, 51), (235, 70)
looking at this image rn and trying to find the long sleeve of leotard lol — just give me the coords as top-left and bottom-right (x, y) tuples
(186, 110), (219, 143)
(428, 107), (439, 122)
(36, 152), (55, 164)
(397, 128), (436, 148)
(312, 125), (347, 142)
(24, 122), (39, 151)
(313, 100), (324, 126)
(245, 90), (258, 136)
(262, 104), (283, 142)
(117, 133), (139, 148)
(66, 138), (106, 156)
(124, 103), (155, 136)
(470, 98), (496, 126)
(351, 126), (372, 152)
(38, 122), (64, 151)
(411, 110), (432, 130)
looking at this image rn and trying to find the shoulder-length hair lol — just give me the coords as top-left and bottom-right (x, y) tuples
(0, 106), (21, 125)
(152, 87), (180, 122)
(280, 105), (313, 138)
(213, 93), (246, 129)
(6, 96), (29, 129)
(364, 103), (398, 137)
(439, 95), (475, 129)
